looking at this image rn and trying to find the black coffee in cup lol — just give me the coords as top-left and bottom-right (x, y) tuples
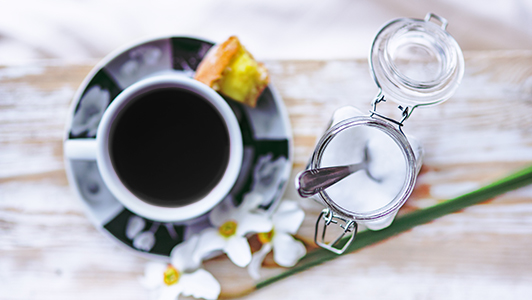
(109, 88), (231, 207)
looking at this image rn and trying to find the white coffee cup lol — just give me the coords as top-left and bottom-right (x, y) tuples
(64, 74), (243, 222)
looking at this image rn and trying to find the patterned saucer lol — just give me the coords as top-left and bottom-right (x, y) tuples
(63, 36), (292, 258)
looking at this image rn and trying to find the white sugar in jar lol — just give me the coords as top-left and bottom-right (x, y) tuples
(321, 124), (405, 224)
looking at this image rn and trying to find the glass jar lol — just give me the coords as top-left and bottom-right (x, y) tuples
(296, 13), (464, 254)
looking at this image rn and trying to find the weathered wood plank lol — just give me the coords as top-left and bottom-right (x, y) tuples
(1, 51), (532, 299)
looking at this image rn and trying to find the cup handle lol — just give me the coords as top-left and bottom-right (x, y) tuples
(64, 139), (98, 160)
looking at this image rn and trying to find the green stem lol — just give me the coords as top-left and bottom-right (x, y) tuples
(256, 165), (532, 290)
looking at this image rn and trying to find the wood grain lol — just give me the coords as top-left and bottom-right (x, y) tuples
(1, 51), (532, 299)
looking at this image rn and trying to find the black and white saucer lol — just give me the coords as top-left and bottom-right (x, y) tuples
(63, 36), (292, 258)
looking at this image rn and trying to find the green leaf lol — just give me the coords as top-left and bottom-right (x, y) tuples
(256, 165), (532, 290)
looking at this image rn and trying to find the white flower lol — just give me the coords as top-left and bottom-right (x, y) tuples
(121, 45), (163, 78)
(140, 235), (220, 300)
(133, 231), (156, 252)
(248, 200), (306, 280)
(250, 154), (289, 206)
(131, 222), (160, 252)
(126, 216), (146, 239)
(130, 45), (162, 66)
(194, 195), (273, 267)
(71, 85), (110, 137)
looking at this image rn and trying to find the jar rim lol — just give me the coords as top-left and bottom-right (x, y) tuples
(310, 116), (417, 221)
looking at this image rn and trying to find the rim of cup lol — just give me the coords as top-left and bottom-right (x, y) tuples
(96, 74), (243, 222)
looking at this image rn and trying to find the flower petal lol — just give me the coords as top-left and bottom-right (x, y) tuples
(236, 213), (272, 237)
(71, 86), (110, 136)
(193, 228), (227, 263)
(272, 232), (306, 267)
(239, 192), (265, 213)
(159, 284), (184, 300)
(247, 243), (272, 280)
(170, 234), (200, 272)
(139, 261), (166, 289)
(224, 236), (252, 267)
(133, 231), (156, 252)
(126, 216), (146, 240)
(209, 196), (237, 227)
(250, 155), (288, 204)
(272, 200), (305, 235)
(180, 269), (221, 300)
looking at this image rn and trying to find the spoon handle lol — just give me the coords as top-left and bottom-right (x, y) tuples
(297, 162), (365, 198)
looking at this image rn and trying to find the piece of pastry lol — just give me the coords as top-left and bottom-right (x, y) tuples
(194, 36), (269, 108)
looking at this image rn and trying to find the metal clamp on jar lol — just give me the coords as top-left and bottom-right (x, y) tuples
(295, 13), (464, 254)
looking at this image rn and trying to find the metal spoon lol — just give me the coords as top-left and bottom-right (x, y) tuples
(296, 146), (376, 198)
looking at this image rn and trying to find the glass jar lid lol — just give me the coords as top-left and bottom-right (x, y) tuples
(369, 13), (464, 107)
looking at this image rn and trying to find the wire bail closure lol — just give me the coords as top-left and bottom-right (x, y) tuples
(314, 208), (358, 254)
(369, 90), (415, 134)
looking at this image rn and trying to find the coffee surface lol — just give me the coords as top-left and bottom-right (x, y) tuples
(110, 88), (231, 207)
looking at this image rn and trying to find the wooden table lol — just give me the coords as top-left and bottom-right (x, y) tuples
(2, 51), (532, 299)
